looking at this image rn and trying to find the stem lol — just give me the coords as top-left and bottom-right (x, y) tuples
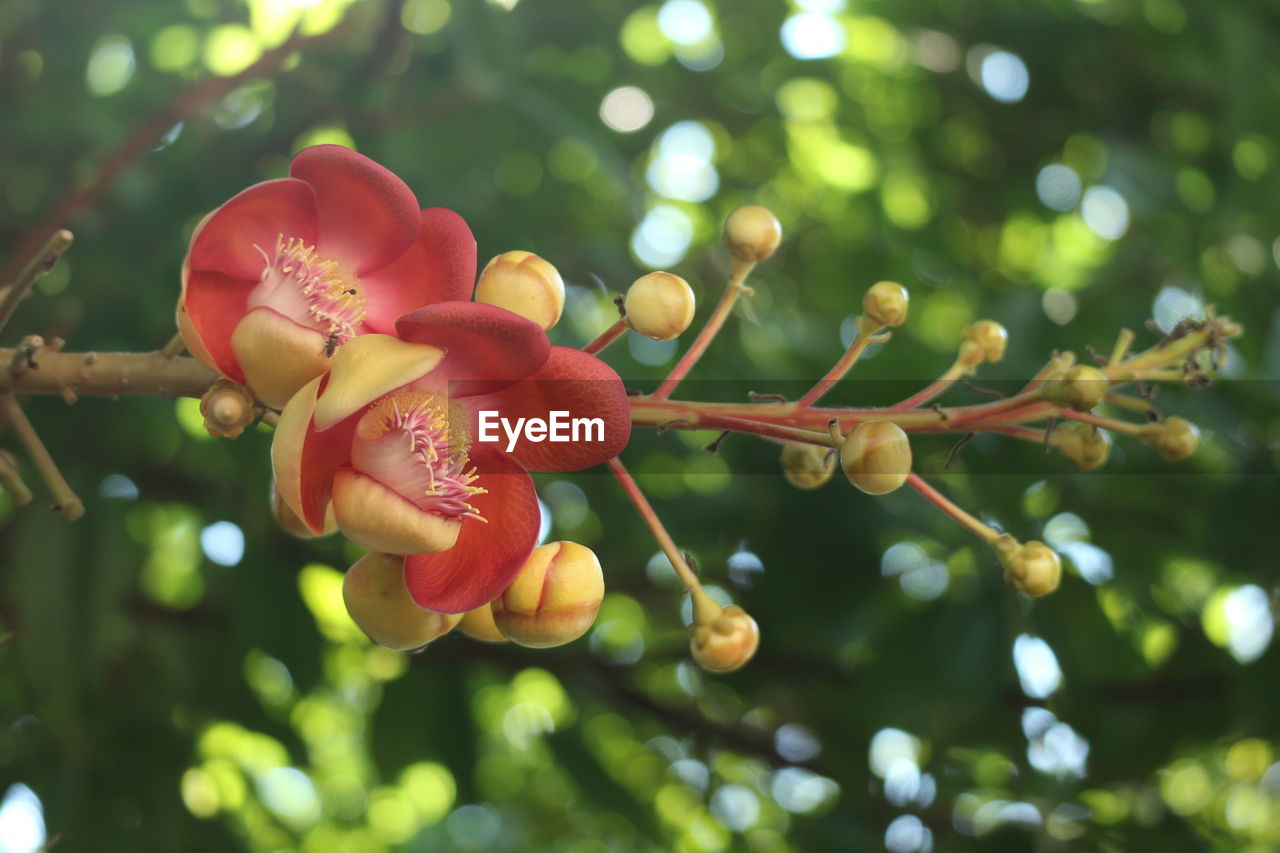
(1105, 320), (1230, 381)
(1058, 408), (1146, 437)
(607, 457), (722, 624)
(1108, 328), (1134, 366)
(0, 350), (217, 398)
(1104, 392), (1152, 415)
(1019, 354), (1072, 394)
(693, 413), (829, 446)
(991, 425), (1047, 444)
(0, 393), (83, 519)
(888, 360), (967, 411)
(650, 259), (755, 401)
(159, 332), (186, 360)
(793, 316), (884, 408)
(0, 450), (33, 506)
(905, 472), (999, 545)
(582, 318), (628, 356)
(0, 230), (74, 334)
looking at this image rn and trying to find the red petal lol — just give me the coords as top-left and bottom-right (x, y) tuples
(182, 268), (257, 381)
(361, 208), (478, 334)
(467, 346), (632, 472)
(187, 178), (318, 280)
(404, 449), (540, 613)
(271, 373), (360, 532)
(395, 301), (551, 396)
(290, 145), (420, 274)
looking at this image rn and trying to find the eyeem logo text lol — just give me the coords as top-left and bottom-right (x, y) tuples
(476, 411), (605, 452)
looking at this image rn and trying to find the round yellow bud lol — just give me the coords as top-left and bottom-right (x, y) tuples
(722, 205), (782, 262)
(1044, 364), (1108, 411)
(342, 552), (461, 650)
(839, 421), (912, 495)
(624, 272), (696, 341)
(961, 320), (1009, 366)
(475, 251), (565, 331)
(492, 541), (604, 648)
(270, 480), (337, 538)
(200, 379), (255, 439)
(1143, 416), (1200, 462)
(996, 538), (1061, 597)
(458, 602), (508, 644)
(1051, 422), (1112, 471)
(690, 605), (760, 673)
(863, 281), (909, 328)
(779, 442), (836, 490)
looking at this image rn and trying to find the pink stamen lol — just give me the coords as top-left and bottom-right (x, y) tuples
(249, 234), (367, 346)
(353, 391), (487, 523)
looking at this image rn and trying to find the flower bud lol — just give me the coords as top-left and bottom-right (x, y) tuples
(492, 541), (604, 648)
(996, 538), (1062, 597)
(722, 205), (782, 262)
(624, 272), (696, 341)
(839, 421), (912, 495)
(779, 442), (836, 490)
(270, 479), (337, 538)
(475, 251), (565, 331)
(690, 605), (760, 673)
(458, 602), (508, 644)
(960, 320), (1008, 366)
(862, 281), (909, 328)
(1044, 364), (1108, 411)
(200, 379), (256, 439)
(342, 551), (461, 650)
(1050, 422), (1112, 471)
(1141, 416), (1200, 462)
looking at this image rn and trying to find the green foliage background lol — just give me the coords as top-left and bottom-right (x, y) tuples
(2, 0), (1278, 850)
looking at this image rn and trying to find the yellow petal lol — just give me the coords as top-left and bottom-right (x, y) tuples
(343, 552), (461, 651)
(313, 334), (444, 432)
(332, 469), (461, 555)
(270, 374), (323, 531)
(231, 307), (333, 409)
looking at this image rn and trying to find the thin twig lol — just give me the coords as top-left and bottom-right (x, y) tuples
(0, 230), (74, 334)
(651, 259), (756, 401)
(0, 450), (33, 506)
(581, 318), (628, 356)
(944, 433), (975, 470)
(905, 472), (999, 545)
(962, 380), (1004, 400)
(0, 393), (83, 519)
(158, 332), (186, 360)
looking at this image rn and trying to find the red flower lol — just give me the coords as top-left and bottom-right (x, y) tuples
(179, 145), (476, 407)
(272, 302), (631, 613)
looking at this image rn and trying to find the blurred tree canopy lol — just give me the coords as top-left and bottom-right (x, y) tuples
(1, 0), (1278, 850)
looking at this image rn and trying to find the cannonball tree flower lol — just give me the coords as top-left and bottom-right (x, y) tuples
(272, 301), (630, 613)
(179, 144), (476, 408)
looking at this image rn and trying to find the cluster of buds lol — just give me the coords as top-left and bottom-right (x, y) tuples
(749, 260), (1238, 603)
(343, 541), (606, 652)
